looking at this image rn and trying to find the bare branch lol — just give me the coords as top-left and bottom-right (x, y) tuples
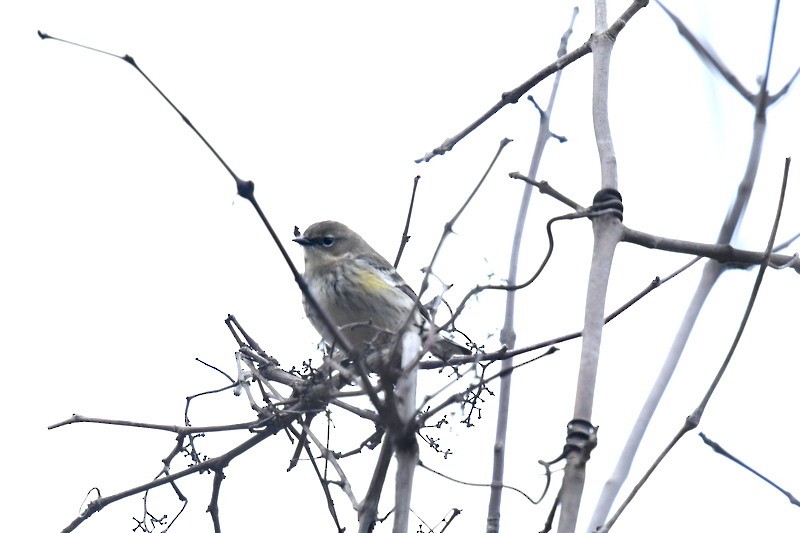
(654, 1), (753, 101)
(297, 420), (360, 509)
(600, 158), (792, 532)
(59, 429), (276, 532)
(415, 0), (649, 162)
(207, 468), (225, 533)
(622, 227), (800, 273)
(394, 175), (421, 268)
(48, 414), (264, 434)
(419, 460), (548, 506)
(357, 438), (393, 533)
(699, 432), (800, 508)
(489, 10), (579, 530)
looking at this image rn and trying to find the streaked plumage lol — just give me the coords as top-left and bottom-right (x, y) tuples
(294, 221), (468, 359)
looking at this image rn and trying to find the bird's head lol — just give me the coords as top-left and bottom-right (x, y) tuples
(294, 220), (366, 266)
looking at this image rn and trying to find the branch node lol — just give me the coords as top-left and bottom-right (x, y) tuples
(591, 188), (623, 221)
(236, 178), (255, 200)
(562, 418), (598, 460)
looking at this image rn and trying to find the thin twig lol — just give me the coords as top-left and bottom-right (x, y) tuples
(394, 175), (421, 268)
(421, 252), (701, 371)
(419, 460), (548, 506)
(386, 138), (514, 365)
(38, 30), (357, 360)
(654, 2), (752, 101)
(698, 432), (800, 507)
(48, 414), (265, 434)
(414, 0), (649, 162)
(58, 429), (277, 532)
(438, 209), (595, 332)
(286, 425), (346, 532)
(511, 172), (799, 273)
(510, 172), (586, 211)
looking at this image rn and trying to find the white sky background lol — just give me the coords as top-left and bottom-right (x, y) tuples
(3, 1), (799, 532)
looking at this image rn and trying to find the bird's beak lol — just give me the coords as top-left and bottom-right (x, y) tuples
(293, 236), (313, 247)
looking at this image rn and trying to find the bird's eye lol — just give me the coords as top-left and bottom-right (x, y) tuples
(322, 236), (335, 247)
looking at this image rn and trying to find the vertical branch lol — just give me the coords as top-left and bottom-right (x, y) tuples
(208, 468), (225, 533)
(598, 158), (791, 533)
(486, 8), (578, 533)
(558, 1), (624, 532)
(590, 33), (618, 188)
(392, 332), (422, 533)
(587, 2), (785, 529)
(358, 438), (394, 533)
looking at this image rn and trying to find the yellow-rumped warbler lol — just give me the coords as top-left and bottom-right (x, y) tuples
(294, 221), (469, 360)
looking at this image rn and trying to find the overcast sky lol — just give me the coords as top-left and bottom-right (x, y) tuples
(3, 2), (799, 532)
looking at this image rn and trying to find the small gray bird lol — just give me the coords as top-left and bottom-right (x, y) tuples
(294, 221), (469, 359)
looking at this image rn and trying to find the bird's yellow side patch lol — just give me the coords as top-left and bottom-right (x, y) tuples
(355, 269), (393, 294)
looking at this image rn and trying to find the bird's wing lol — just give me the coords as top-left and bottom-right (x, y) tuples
(355, 255), (432, 321)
